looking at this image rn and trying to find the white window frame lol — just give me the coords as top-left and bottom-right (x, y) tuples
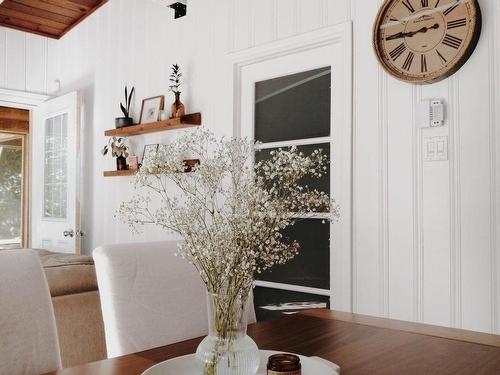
(227, 22), (353, 312)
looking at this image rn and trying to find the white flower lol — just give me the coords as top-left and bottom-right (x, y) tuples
(118, 129), (339, 295)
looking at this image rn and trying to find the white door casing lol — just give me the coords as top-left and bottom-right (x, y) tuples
(228, 23), (353, 312)
(31, 91), (81, 254)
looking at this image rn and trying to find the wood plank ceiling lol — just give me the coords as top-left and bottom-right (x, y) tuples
(0, 106), (29, 134)
(0, 0), (108, 39)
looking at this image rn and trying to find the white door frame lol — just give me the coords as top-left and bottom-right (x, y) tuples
(0, 88), (50, 249)
(0, 88), (50, 109)
(227, 22), (353, 312)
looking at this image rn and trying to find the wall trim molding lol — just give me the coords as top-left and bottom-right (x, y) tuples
(412, 85), (423, 322)
(229, 0), (236, 52)
(321, 0), (329, 28)
(227, 22), (354, 311)
(449, 75), (462, 329)
(350, 2), (358, 313)
(0, 88), (50, 109)
(248, 0), (255, 48)
(272, 0), (278, 41)
(378, 66), (389, 317)
(496, 0), (500, 335)
(489, 0), (499, 334)
(294, 0), (300, 35)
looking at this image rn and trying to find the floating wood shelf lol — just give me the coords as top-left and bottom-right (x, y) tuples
(103, 165), (197, 177)
(104, 113), (201, 137)
(103, 169), (138, 177)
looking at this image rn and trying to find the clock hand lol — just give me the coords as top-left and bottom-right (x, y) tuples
(385, 32), (405, 41)
(406, 23), (439, 37)
(385, 23), (439, 41)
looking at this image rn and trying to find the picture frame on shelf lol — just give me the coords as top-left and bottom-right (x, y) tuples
(139, 95), (165, 124)
(142, 144), (159, 165)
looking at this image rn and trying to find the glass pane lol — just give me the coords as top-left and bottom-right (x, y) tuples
(256, 219), (330, 289)
(0, 135), (23, 249)
(255, 67), (331, 143)
(43, 113), (68, 219)
(254, 287), (329, 321)
(255, 143), (330, 196)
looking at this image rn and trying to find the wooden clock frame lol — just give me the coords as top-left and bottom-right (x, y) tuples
(372, 0), (482, 84)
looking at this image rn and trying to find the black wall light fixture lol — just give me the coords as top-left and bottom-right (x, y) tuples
(169, 1), (187, 19)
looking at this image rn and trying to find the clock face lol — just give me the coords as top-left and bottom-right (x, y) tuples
(373, 0), (481, 83)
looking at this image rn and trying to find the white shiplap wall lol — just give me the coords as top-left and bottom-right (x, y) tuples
(0, 0), (498, 334)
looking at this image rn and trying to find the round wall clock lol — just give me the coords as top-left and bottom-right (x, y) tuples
(373, 0), (481, 84)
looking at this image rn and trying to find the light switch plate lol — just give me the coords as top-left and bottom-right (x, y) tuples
(423, 136), (448, 161)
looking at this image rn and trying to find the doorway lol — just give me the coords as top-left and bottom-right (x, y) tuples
(231, 23), (353, 316)
(0, 106), (29, 249)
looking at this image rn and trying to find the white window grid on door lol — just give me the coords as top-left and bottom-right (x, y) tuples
(253, 134), (333, 300)
(250, 64), (334, 303)
(43, 113), (68, 220)
(245, 60), (335, 307)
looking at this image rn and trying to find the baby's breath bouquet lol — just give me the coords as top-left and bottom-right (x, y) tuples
(119, 129), (338, 375)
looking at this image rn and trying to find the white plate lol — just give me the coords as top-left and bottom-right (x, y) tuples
(142, 350), (340, 375)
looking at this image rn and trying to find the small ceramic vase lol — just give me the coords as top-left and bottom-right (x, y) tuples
(170, 92), (185, 119)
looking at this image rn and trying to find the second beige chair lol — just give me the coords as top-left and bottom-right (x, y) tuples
(93, 241), (256, 358)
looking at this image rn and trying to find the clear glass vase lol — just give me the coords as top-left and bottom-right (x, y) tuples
(195, 291), (260, 375)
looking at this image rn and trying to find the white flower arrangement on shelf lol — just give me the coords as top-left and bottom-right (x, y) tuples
(118, 129), (339, 375)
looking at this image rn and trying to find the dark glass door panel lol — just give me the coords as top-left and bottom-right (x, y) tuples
(255, 143), (330, 196)
(254, 286), (330, 321)
(255, 67), (331, 143)
(256, 219), (330, 289)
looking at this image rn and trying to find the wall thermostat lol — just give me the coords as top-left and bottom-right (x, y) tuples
(417, 99), (444, 128)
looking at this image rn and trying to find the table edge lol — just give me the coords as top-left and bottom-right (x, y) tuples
(299, 309), (500, 348)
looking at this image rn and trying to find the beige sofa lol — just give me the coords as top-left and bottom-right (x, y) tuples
(37, 250), (107, 368)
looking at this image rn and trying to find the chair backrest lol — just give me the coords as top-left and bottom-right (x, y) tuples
(94, 241), (256, 358)
(0, 250), (62, 375)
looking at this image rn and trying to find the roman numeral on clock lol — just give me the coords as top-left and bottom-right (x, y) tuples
(435, 0), (441, 7)
(389, 43), (407, 61)
(421, 54), (428, 72)
(402, 51), (415, 71)
(444, 2), (459, 16)
(402, 0), (415, 13)
(447, 18), (466, 29)
(436, 49), (447, 64)
(421, 0), (428, 7)
(442, 34), (462, 49)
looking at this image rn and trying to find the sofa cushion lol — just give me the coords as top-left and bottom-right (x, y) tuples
(52, 291), (107, 368)
(36, 250), (98, 297)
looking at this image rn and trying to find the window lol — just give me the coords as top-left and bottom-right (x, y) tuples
(43, 114), (68, 220)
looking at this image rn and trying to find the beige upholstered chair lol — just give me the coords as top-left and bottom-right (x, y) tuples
(93, 241), (256, 358)
(0, 250), (62, 375)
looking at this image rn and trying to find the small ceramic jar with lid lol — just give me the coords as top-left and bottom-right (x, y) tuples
(267, 353), (302, 375)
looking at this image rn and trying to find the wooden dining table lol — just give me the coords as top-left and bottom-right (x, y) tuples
(43, 309), (500, 375)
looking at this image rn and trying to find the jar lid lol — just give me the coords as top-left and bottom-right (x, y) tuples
(267, 353), (302, 371)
